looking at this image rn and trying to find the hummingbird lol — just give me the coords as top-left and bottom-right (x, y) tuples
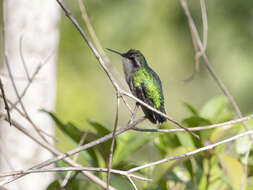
(107, 48), (167, 124)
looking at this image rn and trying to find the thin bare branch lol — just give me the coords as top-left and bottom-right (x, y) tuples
(128, 129), (253, 173)
(128, 176), (138, 190)
(77, 0), (129, 91)
(61, 132), (88, 188)
(0, 79), (11, 126)
(78, 0), (109, 63)
(56, 0), (119, 91)
(19, 35), (31, 81)
(56, 0), (199, 139)
(1, 116), (116, 190)
(121, 90), (199, 139)
(121, 95), (134, 115)
(2, 115), (145, 186)
(4, 55), (48, 143)
(9, 50), (55, 111)
(132, 113), (253, 133)
(179, 0), (247, 131)
(240, 141), (251, 190)
(0, 94), (55, 140)
(0, 167), (151, 182)
(200, 0), (208, 51)
(128, 104), (139, 125)
(107, 96), (120, 189)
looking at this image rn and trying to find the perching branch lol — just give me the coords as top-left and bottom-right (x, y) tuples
(132, 113), (253, 133)
(55, 0), (199, 139)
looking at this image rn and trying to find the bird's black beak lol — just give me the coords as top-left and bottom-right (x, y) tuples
(106, 48), (125, 57)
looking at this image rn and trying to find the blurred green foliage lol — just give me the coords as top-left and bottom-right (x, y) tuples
(56, 0), (253, 127)
(53, 0), (253, 189)
(47, 95), (253, 189)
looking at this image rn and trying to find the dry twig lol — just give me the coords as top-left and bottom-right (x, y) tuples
(107, 96), (120, 189)
(132, 113), (253, 133)
(56, 0), (199, 139)
(1, 116), (116, 190)
(128, 129), (253, 173)
(4, 55), (48, 143)
(61, 132), (88, 188)
(0, 79), (11, 126)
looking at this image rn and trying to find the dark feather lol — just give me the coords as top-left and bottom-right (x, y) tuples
(135, 83), (166, 124)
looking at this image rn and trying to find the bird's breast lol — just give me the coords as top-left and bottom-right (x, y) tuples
(122, 58), (135, 84)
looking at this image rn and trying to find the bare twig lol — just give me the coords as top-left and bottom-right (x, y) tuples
(240, 141), (252, 190)
(0, 167), (151, 182)
(55, 0), (198, 139)
(9, 50), (55, 111)
(61, 132), (88, 188)
(107, 96), (120, 189)
(200, 0), (208, 51)
(4, 55), (48, 143)
(128, 176), (138, 190)
(121, 95), (134, 115)
(121, 90), (199, 139)
(24, 117), (145, 174)
(128, 129), (253, 173)
(19, 35), (31, 81)
(1, 116), (116, 190)
(56, 0), (119, 91)
(77, 0), (129, 91)
(0, 94), (56, 140)
(179, 0), (247, 131)
(2, 115), (145, 187)
(128, 104), (139, 125)
(78, 0), (109, 63)
(0, 79), (11, 126)
(180, 1), (252, 186)
(132, 113), (253, 133)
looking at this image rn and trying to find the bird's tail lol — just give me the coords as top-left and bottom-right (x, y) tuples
(153, 107), (166, 124)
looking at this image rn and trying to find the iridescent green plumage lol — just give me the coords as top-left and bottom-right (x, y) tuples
(107, 48), (166, 124)
(133, 67), (163, 109)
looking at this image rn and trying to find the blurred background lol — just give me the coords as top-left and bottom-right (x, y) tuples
(57, 0), (253, 128)
(1, 0), (253, 189)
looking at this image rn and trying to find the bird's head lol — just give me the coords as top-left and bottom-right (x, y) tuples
(107, 48), (147, 68)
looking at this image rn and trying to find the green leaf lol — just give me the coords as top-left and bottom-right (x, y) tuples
(43, 110), (103, 167)
(113, 133), (151, 167)
(182, 116), (211, 147)
(182, 116), (211, 128)
(110, 174), (133, 190)
(47, 180), (60, 190)
(87, 118), (117, 162)
(183, 102), (199, 116)
(209, 124), (235, 143)
(86, 118), (111, 137)
(41, 109), (84, 142)
(151, 146), (188, 187)
(42, 110), (99, 166)
(219, 154), (247, 190)
(46, 175), (92, 190)
(200, 96), (233, 123)
(235, 128), (251, 154)
(151, 178), (167, 190)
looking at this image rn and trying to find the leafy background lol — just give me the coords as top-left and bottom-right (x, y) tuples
(49, 0), (253, 189)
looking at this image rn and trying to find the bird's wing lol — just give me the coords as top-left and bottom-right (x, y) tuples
(148, 68), (164, 106)
(135, 83), (154, 107)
